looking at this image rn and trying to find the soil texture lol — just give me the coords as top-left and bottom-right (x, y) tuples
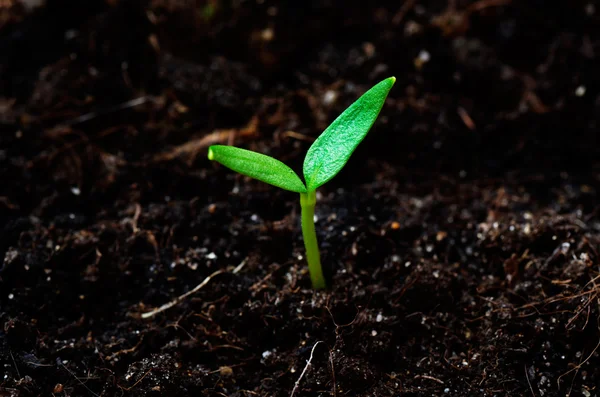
(2, 1), (600, 396)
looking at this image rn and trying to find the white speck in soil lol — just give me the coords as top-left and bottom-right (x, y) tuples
(64, 29), (78, 40)
(206, 252), (217, 260)
(585, 3), (595, 15)
(371, 330), (377, 336)
(70, 186), (81, 195)
(575, 85), (586, 96)
(261, 28), (274, 41)
(376, 313), (383, 322)
(323, 90), (337, 106)
(582, 388), (591, 397)
(8, 294), (14, 299)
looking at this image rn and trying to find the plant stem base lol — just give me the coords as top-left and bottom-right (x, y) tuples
(300, 191), (326, 289)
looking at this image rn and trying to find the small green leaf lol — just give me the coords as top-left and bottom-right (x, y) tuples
(208, 145), (307, 193)
(303, 77), (395, 191)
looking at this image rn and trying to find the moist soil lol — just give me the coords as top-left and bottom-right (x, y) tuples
(2, 1), (600, 396)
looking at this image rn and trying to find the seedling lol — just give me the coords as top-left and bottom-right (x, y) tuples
(208, 77), (395, 289)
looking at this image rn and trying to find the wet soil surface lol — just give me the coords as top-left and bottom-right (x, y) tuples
(2, 1), (600, 396)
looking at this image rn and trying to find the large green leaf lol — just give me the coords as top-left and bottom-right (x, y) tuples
(208, 145), (307, 193)
(303, 77), (395, 191)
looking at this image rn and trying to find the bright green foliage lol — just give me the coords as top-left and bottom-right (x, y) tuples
(208, 145), (307, 193)
(303, 77), (396, 190)
(208, 77), (395, 289)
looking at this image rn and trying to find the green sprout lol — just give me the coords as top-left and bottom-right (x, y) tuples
(208, 77), (396, 289)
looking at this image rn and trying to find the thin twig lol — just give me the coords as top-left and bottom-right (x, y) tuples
(329, 350), (337, 397)
(290, 341), (323, 397)
(119, 368), (153, 391)
(9, 350), (20, 378)
(282, 130), (315, 142)
(414, 374), (444, 384)
(130, 203), (141, 234)
(525, 364), (536, 397)
(141, 269), (223, 318)
(558, 319), (600, 388)
(152, 116), (258, 164)
(57, 96), (152, 127)
(392, 0), (416, 25)
(141, 259), (246, 319)
(60, 363), (100, 397)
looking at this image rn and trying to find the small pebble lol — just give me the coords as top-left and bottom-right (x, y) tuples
(323, 90), (337, 105)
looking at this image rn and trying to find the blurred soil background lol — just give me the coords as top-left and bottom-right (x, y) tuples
(2, 0), (600, 396)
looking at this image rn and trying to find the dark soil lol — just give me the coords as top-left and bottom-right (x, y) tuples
(2, 0), (600, 396)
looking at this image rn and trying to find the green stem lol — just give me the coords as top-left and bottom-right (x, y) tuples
(300, 190), (326, 289)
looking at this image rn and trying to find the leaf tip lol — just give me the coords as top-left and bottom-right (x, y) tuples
(389, 76), (396, 84)
(207, 147), (215, 161)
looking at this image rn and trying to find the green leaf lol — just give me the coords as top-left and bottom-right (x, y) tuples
(208, 145), (307, 193)
(303, 77), (395, 191)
